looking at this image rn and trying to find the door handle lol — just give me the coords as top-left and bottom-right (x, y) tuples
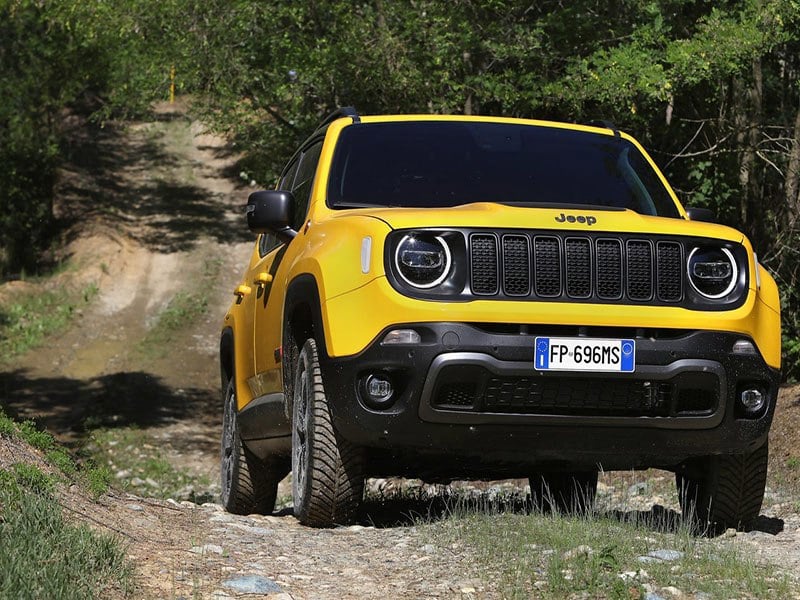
(253, 272), (273, 287)
(233, 284), (252, 304)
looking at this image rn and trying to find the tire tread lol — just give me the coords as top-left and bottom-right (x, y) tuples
(293, 339), (364, 527)
(221, 378), (285, 516)
(676, 442), (768, 532)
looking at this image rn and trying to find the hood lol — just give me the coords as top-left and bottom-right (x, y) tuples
(333, 202), (745, 243)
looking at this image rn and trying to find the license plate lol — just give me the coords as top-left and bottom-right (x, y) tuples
(534, 337), (635, 372)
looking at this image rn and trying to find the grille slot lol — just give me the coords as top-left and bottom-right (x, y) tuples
(430, 365), (720, 419)
(596, 239), (623, 299)
(470, 234), (499, 295)
(435, 382), (477, 408)
(502, 235), (530, 296)
(657, 241), (683, 301)
(482, 377), (673, 416)
(626, 240), (654, 301)
(534, 236), (561, 297)
(565, 238), (592, 298)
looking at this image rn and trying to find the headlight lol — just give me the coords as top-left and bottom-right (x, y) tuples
(687, 246), (738, 299)
(395, 234), (452, 288)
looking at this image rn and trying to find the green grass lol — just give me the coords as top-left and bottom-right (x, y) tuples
(423, 499), (794, 599)
(85, 426), (213, 502)
(136, 257), (220, 359)
(17, 418), (58, 451)
(0, 413), (15, 437)
(0, 409), (113, 497)
(136, 290), (208, 359)
(8, 462), (57, 495)
(0, 471), (133, 599)
(157, 291), (209, 332)
(0, 282), (98, 361)
(0, 409), (133, 599)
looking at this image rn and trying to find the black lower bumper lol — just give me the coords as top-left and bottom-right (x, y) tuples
(319, 323), (779, 477)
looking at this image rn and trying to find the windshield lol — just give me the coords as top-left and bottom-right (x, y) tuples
(327, 121), (680, 217)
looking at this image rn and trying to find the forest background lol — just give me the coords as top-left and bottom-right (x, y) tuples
(1, 0), (799, 379)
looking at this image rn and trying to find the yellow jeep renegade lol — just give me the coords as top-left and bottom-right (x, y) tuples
(220, 108), (781, 529)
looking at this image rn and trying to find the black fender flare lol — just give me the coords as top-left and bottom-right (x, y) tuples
(282, 273), (328, 419)
(219, 326), (235, 394)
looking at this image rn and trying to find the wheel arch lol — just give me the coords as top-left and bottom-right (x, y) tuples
(282, 273), (327, 418)
(220, 326), (235, 391)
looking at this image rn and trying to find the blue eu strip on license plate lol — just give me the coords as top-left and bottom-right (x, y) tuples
(534, 337), (635, 372)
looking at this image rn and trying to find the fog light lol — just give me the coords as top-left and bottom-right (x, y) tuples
(362, 373), (395, 408)
(732, 340), (757, 355)
(740, 388), (765, 412)
(382, 329), (421, 345)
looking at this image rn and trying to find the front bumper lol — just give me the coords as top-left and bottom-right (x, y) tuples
(319, 323), (779, 477)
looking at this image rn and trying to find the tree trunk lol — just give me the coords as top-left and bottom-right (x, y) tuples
(733, 60), (763, 232)
(749, 57), (763, 191)
(785, 105), (800, 227)
(733, 76), (753, 225)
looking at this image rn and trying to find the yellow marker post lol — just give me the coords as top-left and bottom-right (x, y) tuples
(169, 65), (176, 104)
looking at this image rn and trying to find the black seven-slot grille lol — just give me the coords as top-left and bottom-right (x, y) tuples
(470, 232), (684, 304)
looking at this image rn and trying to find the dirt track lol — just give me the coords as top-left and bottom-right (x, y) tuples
(1, 106), (252, 485)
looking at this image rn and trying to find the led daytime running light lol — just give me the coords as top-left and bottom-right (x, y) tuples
(394, 234), (452, 288)
(687, 247), (737, 299)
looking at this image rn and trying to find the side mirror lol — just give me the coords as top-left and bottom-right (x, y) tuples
(685, 207), (717, 223)
(246, 190), (297, 242)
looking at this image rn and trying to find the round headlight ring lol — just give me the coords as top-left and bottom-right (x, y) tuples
(394, 234), (452, 289)
(687, 246), (738, 299)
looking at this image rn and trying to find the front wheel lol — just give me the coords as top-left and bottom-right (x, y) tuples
(291, 338), (364, 527)
(676, 442), (768, 533)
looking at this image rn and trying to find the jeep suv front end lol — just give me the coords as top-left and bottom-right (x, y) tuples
(220, 111), (780, 530)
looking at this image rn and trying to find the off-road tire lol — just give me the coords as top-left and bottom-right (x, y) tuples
(676, 442), (768, 533)
(292, 338), (364, 527)
(220, 377), (280, 515)
(529, 471), (598, 514)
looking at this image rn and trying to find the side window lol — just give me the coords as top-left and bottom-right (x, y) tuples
(258, 156), (302, 256)
(258, 233), (278, 257)
(290, 141), (323, 230)
(280, 158), (300, 191)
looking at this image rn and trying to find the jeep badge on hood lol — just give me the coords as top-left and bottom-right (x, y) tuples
(555, 212), (597, 226)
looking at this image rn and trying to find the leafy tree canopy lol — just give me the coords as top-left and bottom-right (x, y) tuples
(1, 0), (799, 377)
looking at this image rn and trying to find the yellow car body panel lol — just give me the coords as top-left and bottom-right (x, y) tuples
(223, 243), (262, 409)
(322, 203), (726, 239)
(322, 273), (780, 367)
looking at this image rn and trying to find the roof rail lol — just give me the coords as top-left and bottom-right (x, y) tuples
(317, 106), (360, 130)
(587, 119), (620, 138)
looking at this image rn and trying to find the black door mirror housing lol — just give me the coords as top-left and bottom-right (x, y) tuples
(246, 190), (297, 242)
(685, 207), (717, 223)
